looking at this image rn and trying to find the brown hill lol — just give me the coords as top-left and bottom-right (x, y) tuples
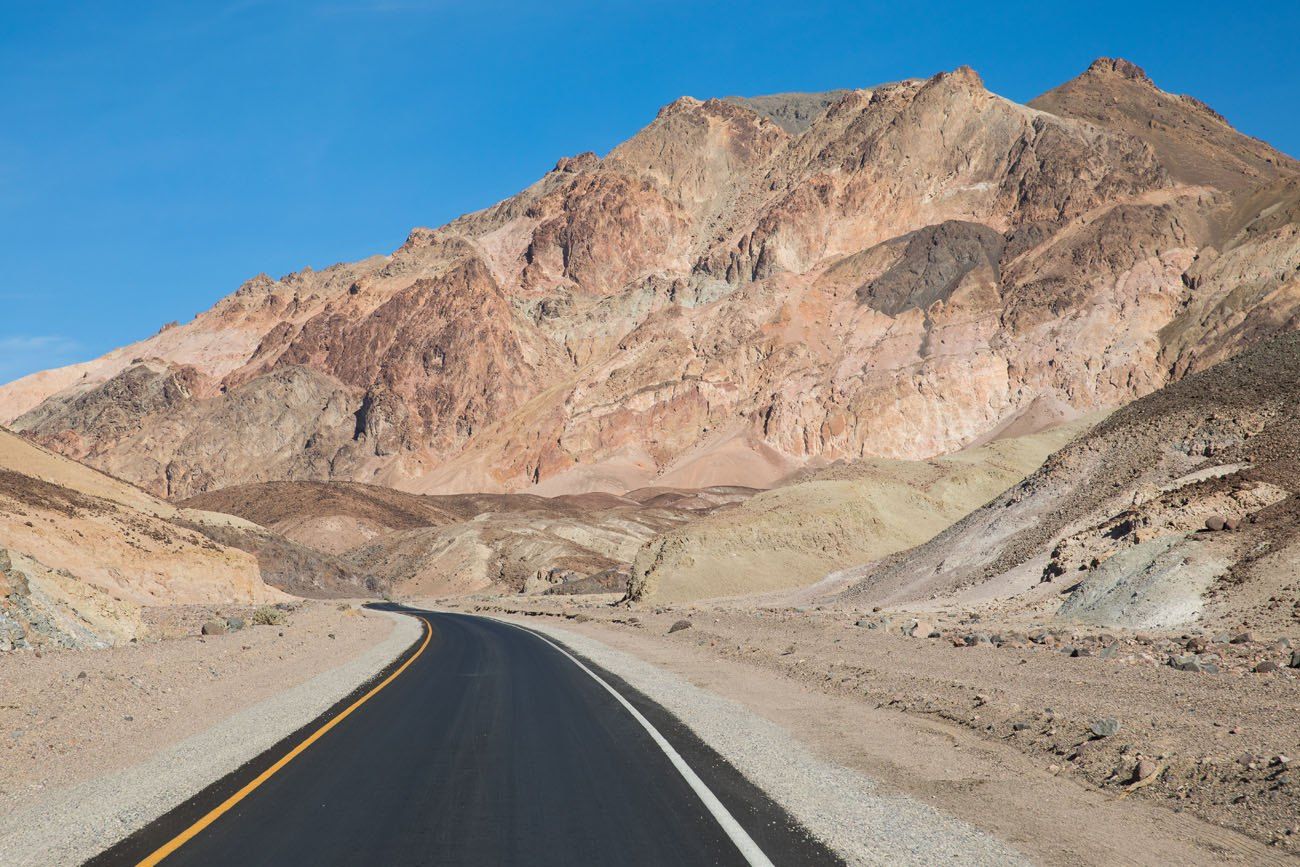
(3, 59), (1298, 505)
(181, 479), (748, 597)
(834, 330), (1300, 632)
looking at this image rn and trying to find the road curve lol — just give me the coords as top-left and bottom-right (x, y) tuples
(89, 607), (841, 866)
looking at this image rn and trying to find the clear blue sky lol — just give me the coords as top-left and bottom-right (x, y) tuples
(2, 0), (1297, 383)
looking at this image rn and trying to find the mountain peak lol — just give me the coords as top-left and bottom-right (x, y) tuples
(1085, 57), (1151, 83)
(937, 64), (985, 89)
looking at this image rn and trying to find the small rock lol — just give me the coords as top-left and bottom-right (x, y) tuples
(964, 633), (991, 647)
(1230, 631), (1254, 644)
(1170, 654), (1204, 673)
(1204, 515), (1226, 532)
(1185, 636), (1208, 653)
(1254, 660), (1280, 673)
(327, 633), (336, 640)
(667, 619), (692, 635)
(1224, 516), (1241, 530)
(1132, 758), (1159, 782)
(1070, 646), (1092, 658)
(123, 715), (134, 722)
(901, 618), (933, 638)
(1290, 650), (1300, 669)
(225, 617), (246, 632)
(1012, 721), (1031, 732)
(201, 620), (227, 636)
(1090, 717), (1121, 738)
(1099, 643), (1120, 659)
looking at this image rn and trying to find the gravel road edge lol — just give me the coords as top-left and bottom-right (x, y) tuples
(0, 609), (423, 867)
(501, 616), (1028, 867)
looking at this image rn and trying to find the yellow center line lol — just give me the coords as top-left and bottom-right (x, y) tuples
(136, 615), (433, 866)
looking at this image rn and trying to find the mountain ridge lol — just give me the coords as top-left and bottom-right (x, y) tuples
(4, 58), (1298, 502)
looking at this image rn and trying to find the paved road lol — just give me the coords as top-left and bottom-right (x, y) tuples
(91, 608), (840, 866)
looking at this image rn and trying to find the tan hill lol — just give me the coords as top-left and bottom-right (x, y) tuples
(181, 480), (756, 597)
(627, 420), (1093, 603)
(834, 330), (1300, 633)
(0, 428), (286, 650)
(2, 59), (1298, 506)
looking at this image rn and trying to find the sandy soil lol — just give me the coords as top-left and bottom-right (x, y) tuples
(462, 596), (1298, 864)
(0, 600), (392, 814)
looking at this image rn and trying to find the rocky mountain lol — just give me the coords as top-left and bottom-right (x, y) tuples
(3, 58), (1298, 505)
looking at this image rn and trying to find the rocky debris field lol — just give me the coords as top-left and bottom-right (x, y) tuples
(0, 600), (390, 816)
(461, 596), (1300, 852)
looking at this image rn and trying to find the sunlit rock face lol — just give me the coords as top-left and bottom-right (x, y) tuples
(5, 58), (1298, 499)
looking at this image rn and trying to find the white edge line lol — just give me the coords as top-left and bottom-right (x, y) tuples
(484, 615), (777, 867)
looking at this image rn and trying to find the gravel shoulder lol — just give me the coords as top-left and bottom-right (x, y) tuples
(464, 598), (1294, 866)
(0, 601), (421, 866)
(488, 613), (1028, 866)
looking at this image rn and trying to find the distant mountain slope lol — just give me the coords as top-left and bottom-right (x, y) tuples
(4, 58), (1298, 502)
(1030, 58), (1299, 192)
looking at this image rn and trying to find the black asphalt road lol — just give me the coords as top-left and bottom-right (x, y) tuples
(90, 607), (841, 866)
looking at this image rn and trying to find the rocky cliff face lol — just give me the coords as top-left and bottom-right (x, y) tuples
(4, 59), (1298, 499)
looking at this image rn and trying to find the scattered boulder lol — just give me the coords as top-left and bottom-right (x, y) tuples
(1229, 631), (1254, 644)
(201, 620), (226, 636)
(963, 632), (992, 647)
(225, 616), (246, 632)
(1224, 516), (1241, 531)
(1090, 717), (1121, 738)
(1289, 650), (1300, 669)
(855, 616), (891, 630)
(667, 619), (692, 634)
(1170, 654), (1205, 672)
(1204, 515), (1226, 532)
(1254, 660), (1281, 674)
